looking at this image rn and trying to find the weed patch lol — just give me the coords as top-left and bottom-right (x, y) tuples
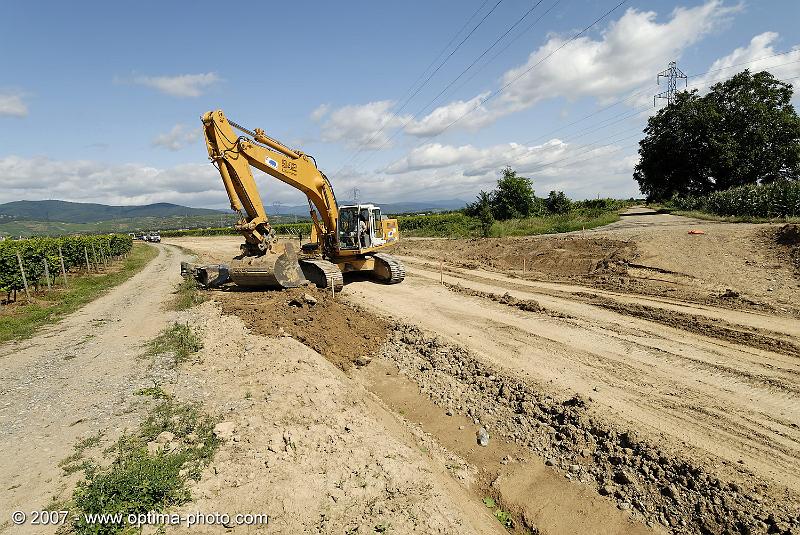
(146, 323), (202, 363)
(135, 383), (171, 400)
(68, 398), (219, 534)
(169, 277), (206, 311)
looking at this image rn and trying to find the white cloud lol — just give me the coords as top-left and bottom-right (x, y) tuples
(381, 137), (640, 200)
(130, 72), (220, 97)
(0, 155), (226, 207)
(384, 143), (478, 173)
(691, 32), (800, 91)
(152, 123), (202, 151)
(318, 100), (411, 150)
(314, 1), (740, 146)
(498, 1), (740, 112)
(404, 92), (494, 137)
(0, 92), (28, 117)
(310, 103), (329, 122)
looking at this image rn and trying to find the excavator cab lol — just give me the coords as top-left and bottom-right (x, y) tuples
(337, 204), (388, 251)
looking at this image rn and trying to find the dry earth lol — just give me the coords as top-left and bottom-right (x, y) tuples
(167, 209), (800, 534)
(0, 208), (796, 535)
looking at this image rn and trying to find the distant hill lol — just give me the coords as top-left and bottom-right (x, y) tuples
(268, 199), (467, 216)
(0, 198), (468, 237)
(0, 200), (222, 224)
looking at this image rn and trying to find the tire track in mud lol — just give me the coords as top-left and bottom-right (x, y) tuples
(441, 281), (800, 395)
(573, 292), (800, 358)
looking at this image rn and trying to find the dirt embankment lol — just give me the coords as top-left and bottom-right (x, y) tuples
(393, 217), (800, 315)
(170, 220), (800, 535)
(772, 224), (800, 276)
(214, 287), (388, 370)
(205, 280), (798, 534)
(170, 301), (504, 535)
(379, 323), (795, 535)
(394, 236), (635, 277)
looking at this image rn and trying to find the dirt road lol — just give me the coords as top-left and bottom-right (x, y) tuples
(0, 243), (190, 532)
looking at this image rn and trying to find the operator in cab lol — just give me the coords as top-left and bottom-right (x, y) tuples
(359, 210), (371, 248)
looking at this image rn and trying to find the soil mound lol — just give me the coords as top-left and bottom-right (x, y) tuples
(776, 224), (800, 246)
(214, 286), (388, 369)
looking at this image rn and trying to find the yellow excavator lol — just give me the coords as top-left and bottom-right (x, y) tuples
(199, 109), (405, 290)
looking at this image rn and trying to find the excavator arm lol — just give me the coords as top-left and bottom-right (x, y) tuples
(201, 109), (338, 256)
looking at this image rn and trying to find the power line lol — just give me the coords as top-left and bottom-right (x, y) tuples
(347, 0), (559, 171)
(442, 0), (565, 106)
(509, 73), (800, 177)
(332, 0), (505, 176)
(439, 0), (632, 136)
(350, 0), (629, 175)
(655, 61), (688, 106)
(519, 53), (800, 148)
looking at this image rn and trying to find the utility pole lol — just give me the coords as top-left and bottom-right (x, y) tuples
(654, 61), (687, 106)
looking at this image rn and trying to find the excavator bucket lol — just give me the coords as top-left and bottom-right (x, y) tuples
(229, 242), (308, 289)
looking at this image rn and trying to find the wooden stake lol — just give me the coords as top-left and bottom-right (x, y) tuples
(84, 247), (91, 272)
(100, 247), (107, 268)
(16, 251), (30, 300)
(91, 243), (100, 272)
(523, 257), (526, 274)
(59, 245), (68, 287)
(440, 259), (444, 285)
(331, 281), (335, 299)
(43, 258), (52, 291)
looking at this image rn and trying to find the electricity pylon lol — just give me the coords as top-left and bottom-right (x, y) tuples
(654, 61), (688, 106)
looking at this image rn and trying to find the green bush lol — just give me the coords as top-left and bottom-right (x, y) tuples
(72, 399), (219, 534)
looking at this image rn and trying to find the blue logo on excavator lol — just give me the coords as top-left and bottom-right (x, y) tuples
(266, 158), (278, 169)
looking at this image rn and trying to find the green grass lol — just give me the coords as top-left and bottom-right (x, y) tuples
(70, 399), (219, 534)
(146, 322), (203, 363)
(58, 432), (103, 475)
(169, 276), (206, 311)
(398, 209), (623, 238)
(0, 243), (157, 344)
(490, 210), (621, 236)
(135, 383), (171, 400)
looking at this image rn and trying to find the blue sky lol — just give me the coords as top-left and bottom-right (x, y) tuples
(1, 0), (798, 208)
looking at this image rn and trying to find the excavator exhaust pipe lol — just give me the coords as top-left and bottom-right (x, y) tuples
(229, 242), (308, 289)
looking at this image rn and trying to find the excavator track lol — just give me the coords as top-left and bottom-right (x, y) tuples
(300, 258), (344, 291)
(373, 253), (406, 284)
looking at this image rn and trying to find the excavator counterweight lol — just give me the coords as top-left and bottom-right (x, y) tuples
(198, 109), (405, 290)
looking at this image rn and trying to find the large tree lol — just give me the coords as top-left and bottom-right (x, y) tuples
(491, 167), (537, 220)
(634, 70), (800, 201)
